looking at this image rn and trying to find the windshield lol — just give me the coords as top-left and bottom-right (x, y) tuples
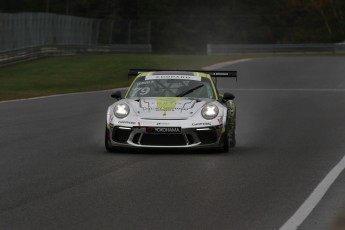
(126, 76), (216, 99)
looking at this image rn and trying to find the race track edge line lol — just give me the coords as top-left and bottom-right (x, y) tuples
(279, 155), (345, 230)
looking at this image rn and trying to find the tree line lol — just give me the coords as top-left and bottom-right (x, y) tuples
(1, 0), (345, 53)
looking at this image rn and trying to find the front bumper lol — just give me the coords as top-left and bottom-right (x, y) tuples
(108, 125), (224, 148)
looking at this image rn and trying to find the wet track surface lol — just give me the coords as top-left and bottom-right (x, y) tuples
(1, 56), (345, 230)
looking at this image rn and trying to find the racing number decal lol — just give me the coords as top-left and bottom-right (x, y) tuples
(139, 87), (150, 95)
(133, 87), (150, 96)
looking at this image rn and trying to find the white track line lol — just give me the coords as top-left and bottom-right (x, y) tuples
(280, 155), (345, 230)
(0, 88), (128, 104)
(202, 58), (253, 70)
(223, 88), (345, 92)
(0, 59), (252, 104)
(0, 90), (110, 104)
(2, 58), (345, 229)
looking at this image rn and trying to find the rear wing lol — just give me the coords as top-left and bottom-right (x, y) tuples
(128, 69), (237, 81)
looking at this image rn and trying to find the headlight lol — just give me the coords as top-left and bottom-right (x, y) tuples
(114, 104), (130, 119)
(201, 104), (219, 120)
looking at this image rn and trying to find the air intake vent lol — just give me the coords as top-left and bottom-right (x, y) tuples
(140, 134), (186, 146)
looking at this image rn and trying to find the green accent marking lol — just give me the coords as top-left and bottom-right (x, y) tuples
(156, 97), (180, 115)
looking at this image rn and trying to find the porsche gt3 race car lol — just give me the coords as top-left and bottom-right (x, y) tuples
(105, 69), (237, 152)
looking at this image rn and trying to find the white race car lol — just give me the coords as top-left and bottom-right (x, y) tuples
(105, 69), (237, 152)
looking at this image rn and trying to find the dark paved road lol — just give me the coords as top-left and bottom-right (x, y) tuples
(1, 56), (345, 230)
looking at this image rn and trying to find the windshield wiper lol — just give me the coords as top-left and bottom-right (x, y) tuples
(176, 84), (204, 97)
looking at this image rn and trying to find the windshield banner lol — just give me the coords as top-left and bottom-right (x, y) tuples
(145, 75), (201, 81)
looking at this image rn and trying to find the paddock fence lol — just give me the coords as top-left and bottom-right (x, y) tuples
(0, 12), (152, 66)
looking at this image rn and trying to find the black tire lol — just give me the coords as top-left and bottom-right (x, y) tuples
(230, 129), (236, 148)
(105, 126), (113, 152)
(221, 136), (230, 152)
(220, 126), (230, 152)
(221, 119), (236, 152)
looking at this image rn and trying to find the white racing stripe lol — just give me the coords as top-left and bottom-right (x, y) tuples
(280, 155), (345, 230)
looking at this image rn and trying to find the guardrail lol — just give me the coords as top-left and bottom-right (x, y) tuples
(207, 43), (345, 55)
(0, 44), (152, 67)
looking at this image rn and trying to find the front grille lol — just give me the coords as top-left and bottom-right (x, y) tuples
(196, 129), (217, 144)
(140, 134), (186, 146)
(186, 134), (195, 144)
(132, 133), (141, 144)
(112, 128), (131, 143)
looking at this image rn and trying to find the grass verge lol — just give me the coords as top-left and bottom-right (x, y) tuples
(0, 53), (342, 101)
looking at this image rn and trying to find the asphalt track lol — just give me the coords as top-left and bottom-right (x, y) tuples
(1, 56), (345, 230)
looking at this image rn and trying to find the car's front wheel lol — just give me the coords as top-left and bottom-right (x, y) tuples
(230, 129), (236, 148)
(221, 121), (236, 152)
(220, 126), (230, 152)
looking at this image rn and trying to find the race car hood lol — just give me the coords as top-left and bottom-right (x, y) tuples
(126, 97), (211, 119)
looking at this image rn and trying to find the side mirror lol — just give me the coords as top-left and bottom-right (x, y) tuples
(222, 92), (235, 102)
(111, 91), (122, 100)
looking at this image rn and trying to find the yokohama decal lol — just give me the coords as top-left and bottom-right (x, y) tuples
(146, 127), (181, 133)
